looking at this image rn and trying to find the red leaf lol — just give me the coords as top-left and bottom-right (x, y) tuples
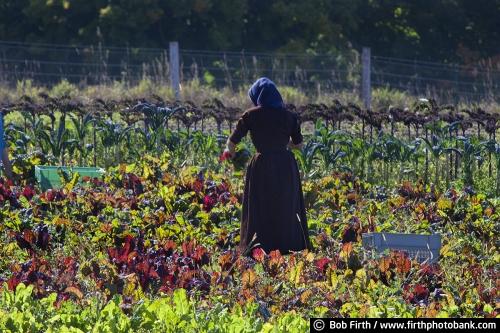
(192, 179), (204, 192)
(203, 194), (217, 211)
(134, 260), (147, 272)
(252, 248), (266, 262)
(413, 284), (429, 300)
(148, 267), (160, 279)
(15, 233), (34, 253)
(315, 258), (330, 273)
(192, 246), (209, 266)
(22, 186), (36, 200)
(218, 251), (234, 271)
(7, 276), (20, 291)
(219, 151), (232, 162)
(182, 240), (196, 257)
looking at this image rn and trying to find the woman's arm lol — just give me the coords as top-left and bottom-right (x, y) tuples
(225, 111), (249, 158)
(289, 113), (304, 150)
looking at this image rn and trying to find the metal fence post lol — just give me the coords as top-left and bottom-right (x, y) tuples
(169, 41), (180, 100)
(362, 47), (371, 110)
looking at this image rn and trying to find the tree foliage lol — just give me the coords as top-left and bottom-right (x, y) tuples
(0, 0), (498, 63)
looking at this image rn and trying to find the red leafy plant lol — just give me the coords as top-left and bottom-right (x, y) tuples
(200, 180), (233, 212)
(245, 249), (285, 277)
(82, 176), (105, 187)
(122, 173), (144, 195)
(21, 185), (36, 200)
(105, 235), (212, 294)
(0, 178), (18, 206)
(315, 257), (332, 275)
(40, 189), (66, 202)
(12, 224), (51, 255)
(6, 255), (82, 307)
(403, 283), (430, 305)
(175, 172), (234, 212)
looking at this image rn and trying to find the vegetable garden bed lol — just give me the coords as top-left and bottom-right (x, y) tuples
(0, 153), (497, 332)
(0, 95), (498, 330)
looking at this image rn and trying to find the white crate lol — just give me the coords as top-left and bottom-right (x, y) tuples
(362, 232), (441, 263)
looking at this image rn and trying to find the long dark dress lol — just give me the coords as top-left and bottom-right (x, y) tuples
(229, 106), (311, 254)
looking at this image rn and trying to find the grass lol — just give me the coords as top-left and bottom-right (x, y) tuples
(1, 79), (498, 111)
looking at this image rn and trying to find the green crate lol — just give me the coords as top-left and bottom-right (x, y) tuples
(35, 166), (105, 191)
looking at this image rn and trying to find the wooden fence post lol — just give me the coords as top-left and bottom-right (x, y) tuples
(169, 41), (180, 100)
(362, 47), (371, 110)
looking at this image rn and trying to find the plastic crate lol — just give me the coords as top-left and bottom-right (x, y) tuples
(35, 166), (105, 191)
(362, 232), (441, 263)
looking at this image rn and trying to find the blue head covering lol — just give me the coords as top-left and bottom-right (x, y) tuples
(248, 77), (284, 109)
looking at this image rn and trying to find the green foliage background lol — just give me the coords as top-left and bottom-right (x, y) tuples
(0, 0), (498, 63)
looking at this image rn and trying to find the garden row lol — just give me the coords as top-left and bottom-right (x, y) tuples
(0, 152), (498, 330)
(2, 95), (499, 196)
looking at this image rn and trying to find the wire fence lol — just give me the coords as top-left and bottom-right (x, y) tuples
(371, 56), (498, 101)
(0, 40), (498, 103)
(179, 48), (360, 93)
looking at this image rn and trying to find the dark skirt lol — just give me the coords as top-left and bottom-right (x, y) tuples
(239, 150), (311, 254)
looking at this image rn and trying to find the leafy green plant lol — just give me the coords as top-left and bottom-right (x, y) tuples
(421, 133), (458, 188)
(484, 140), (500, 195)
(97, 120), (134, 166)
(69, 112), (95, 165)
(37, 113), (79, 165)
(292, 141), (323, 179)
(455, 136), (487, 188)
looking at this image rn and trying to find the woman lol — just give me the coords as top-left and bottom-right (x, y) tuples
(224, 77), (311, 254)
(0, 110), (13, 181)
